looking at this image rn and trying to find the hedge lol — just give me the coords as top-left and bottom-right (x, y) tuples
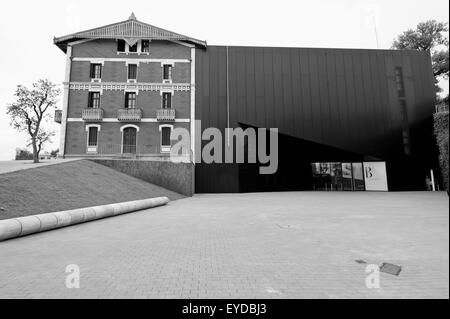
(434, 110), (449, 191)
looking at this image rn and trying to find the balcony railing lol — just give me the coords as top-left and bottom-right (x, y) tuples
(156, 108), (175, 121)
(82, 108), (103, 121)
(54, 110), (62, 123)
(118, 108), (142, 121)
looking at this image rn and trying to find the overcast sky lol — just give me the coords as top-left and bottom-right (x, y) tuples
(0, 0), (448, 160)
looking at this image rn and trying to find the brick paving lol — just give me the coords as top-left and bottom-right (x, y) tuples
(0, 191), (448, 298)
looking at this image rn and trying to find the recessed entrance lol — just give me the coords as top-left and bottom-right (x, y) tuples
(122, 127), (137, 154)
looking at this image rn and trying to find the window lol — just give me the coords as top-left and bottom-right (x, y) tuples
(117, 39), (126, 52)
(394, 67), (405, 97)
(90, 63), (102, 79)
(88, 126), (98, 147)
(161, 127), (171, 147)
(125, 92), (137, 108)
(399, 99), (411, 155)
(128, 64), (137, 80)
(129, 43), (138, 53)
(88, 92), (101, 108)
(163, 64), (172, 80)
(141, 40), (150, 53)
(162, 92), (172, 108)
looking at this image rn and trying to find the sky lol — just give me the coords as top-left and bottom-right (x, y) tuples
(0, 0), (448, 160)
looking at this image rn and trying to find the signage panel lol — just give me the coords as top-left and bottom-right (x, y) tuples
(363, 162), (388, 191)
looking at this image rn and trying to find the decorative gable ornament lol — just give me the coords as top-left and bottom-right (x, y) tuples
(54, 13), (206, 52)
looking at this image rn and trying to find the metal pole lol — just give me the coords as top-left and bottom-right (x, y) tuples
(226, 46), (230, 147)
(372, 15), (379, 49)
(430, 169), (436, 191)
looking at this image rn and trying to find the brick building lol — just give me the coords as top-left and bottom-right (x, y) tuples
(54, 13), (203, 160)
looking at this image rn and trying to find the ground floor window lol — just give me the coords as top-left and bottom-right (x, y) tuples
(311, 161), (388, 191)
(88, 127), (98, 146)
(86, 125), (100, 153)
(160, 125), (172, 153)
(122, 127), (137, 154)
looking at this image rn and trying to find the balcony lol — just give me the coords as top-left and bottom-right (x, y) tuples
(82, 108), (103, 121)
(118, 108), (142, 121)
(54, 110), (62, 124)
(156, 108), (175, 121)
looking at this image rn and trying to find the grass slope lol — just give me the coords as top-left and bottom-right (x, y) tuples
(0, 160), (184, 220)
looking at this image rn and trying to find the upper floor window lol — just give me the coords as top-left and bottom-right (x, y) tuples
(141, 40), (150, 53)
(162, 92), (172, 109)
(117, 39), (126, 52)
(128, 64), (138, 80)
(394, 67), (405, 97)
(88, 92), (101, 108)
(125, 92), (137, 109)
(163, 64), (172, 81)
(129, 43), (138, 53)
(90, 63), (102, 79)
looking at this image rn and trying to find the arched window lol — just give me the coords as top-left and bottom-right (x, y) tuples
(120, 124), (139, 154)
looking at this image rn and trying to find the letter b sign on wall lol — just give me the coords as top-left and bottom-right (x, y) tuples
(363, 162), (388, 191)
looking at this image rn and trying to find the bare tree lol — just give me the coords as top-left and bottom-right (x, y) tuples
(7, 79), (60, 163)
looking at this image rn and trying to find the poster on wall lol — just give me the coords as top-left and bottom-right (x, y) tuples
(363, 161), (388, 191)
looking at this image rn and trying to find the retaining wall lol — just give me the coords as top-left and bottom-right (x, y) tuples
(91, 159), (194, 196)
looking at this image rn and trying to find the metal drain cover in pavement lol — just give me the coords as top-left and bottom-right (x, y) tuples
(380, 263), (402, 276)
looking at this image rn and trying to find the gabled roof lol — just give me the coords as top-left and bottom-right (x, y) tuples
(54, 13), (206, 52)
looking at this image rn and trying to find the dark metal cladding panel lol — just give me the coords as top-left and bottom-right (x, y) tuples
(195, 46), (436, 193)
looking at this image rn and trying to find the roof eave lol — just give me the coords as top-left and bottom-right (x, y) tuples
(53, 36), (207, 52)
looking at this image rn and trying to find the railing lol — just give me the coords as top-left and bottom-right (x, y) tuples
(156, 108), (175, 121)
(118, 108), (142, 121)
(95, 144), (175, 157)
(82, 108), (103, 121)
(54, 110), (62, 123)
(82, 143), (191, 161)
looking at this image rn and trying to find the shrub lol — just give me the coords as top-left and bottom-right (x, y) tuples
(434, 109), (449, 191)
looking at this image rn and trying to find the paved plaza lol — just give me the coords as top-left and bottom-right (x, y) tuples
(0, 192), (448, 298)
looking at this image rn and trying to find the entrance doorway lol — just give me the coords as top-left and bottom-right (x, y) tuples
(122, 127), (137, 154)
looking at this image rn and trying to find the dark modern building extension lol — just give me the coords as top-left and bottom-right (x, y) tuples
(195, 46), (437, 192)
(54, 14), (438, 194)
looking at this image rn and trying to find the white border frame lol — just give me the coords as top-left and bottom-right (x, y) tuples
(85, 124), (101, 153)
(120, 124), (140, 154)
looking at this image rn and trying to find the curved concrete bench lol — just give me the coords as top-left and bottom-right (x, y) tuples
(0, 196), (169, 241)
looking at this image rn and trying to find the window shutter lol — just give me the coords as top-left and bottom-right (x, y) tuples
(162, 93), (172, 108)
(88, 92), (93, 108)
(167, 94), (171, 108)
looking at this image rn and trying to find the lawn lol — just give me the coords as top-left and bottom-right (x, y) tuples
(0, 159), (184, 220)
